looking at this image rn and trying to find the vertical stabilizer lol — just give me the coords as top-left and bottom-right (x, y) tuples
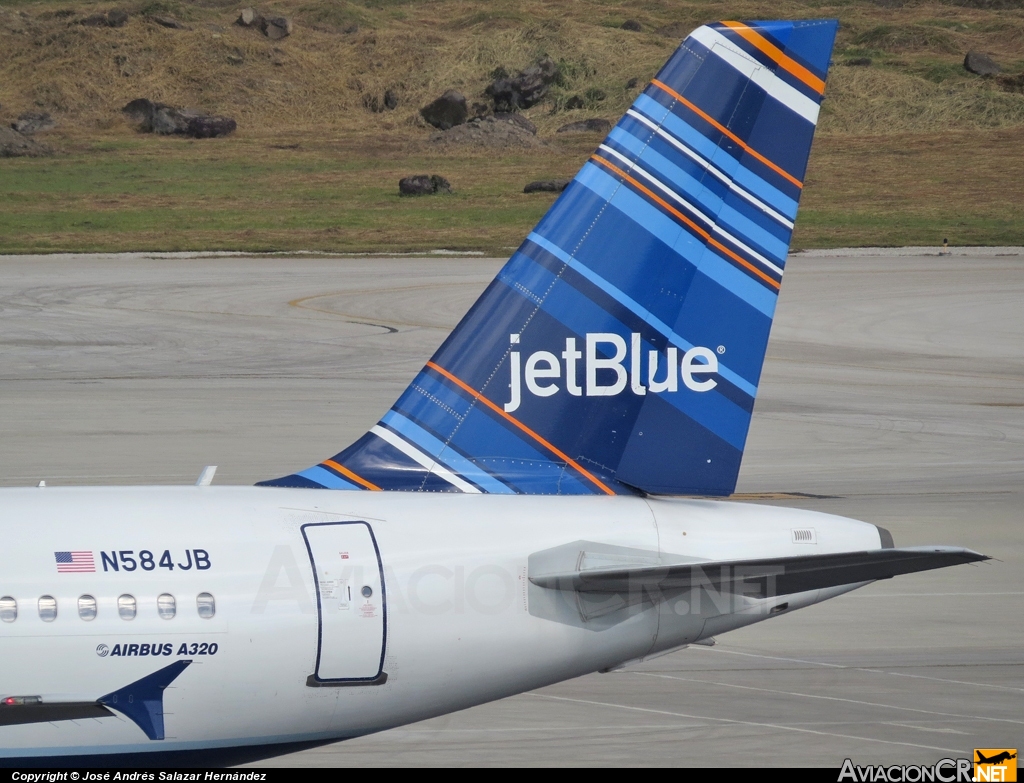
(261, 19), (839, 496)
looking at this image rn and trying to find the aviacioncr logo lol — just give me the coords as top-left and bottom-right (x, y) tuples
(504, 332), (719, 413)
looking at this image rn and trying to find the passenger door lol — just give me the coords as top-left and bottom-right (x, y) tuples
(302, 521), (386, 685)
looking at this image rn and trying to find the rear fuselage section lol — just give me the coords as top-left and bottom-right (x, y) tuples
(0, 487), (881, 763)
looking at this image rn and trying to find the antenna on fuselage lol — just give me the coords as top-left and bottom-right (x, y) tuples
(195, 466), (217, 486)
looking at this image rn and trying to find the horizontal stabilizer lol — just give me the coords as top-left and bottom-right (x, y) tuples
(529, 546), (989, 598)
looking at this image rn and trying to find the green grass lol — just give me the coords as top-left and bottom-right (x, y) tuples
(3, 128), (1024, 254)
(913, 59), (974, 84)
(0, 136), (567, 253)
(793, 210), (1024, 248)
(794, 128), (1024, 248)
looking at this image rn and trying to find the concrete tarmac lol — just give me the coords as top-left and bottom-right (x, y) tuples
(0, 251), (1021, 767)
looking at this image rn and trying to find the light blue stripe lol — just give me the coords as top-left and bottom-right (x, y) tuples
(607, 127), (790, 263)
(608, 125), (722, 215)
(575, 162), (693, 263)
(298, 465), (360, 490)
(634, 93), (719, 162)
(574, 163), (778, 319)
(527, 229), (759, 398)
(719, 204), (790, 263)
(693, 242), (778, 324)
(380, 410), (517, 495)
(633, 93), (799, 220)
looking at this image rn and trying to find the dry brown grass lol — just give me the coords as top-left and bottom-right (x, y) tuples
(821, 65), (1024, 133)
(3, 0), (1024, 139)
(3, 125), (1022, 254)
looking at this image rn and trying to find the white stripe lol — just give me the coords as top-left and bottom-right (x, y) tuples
(369, 425), (481, 493)
(598, 145), (785, 277)
(626, 109), (794, 229)
(689, 26), (820, 125)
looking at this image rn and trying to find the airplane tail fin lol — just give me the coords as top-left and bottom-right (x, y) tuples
(261, 19), (839, 496)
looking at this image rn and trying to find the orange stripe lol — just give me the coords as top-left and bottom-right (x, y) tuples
(322, 459), (381, 491)
(721, 21), (826, 95)
(650, 79), (803, 189)
(425, 361), (617, 496)
(589, 156), (781, 290)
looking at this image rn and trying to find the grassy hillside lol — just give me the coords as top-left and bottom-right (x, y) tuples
(2, 0), (1024, 253)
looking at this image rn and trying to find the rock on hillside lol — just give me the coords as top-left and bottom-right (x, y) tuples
(399, 174), (452, 195)
(150, 15), (188, 30)
(236, 8), (292, 39)
(556, 118), (611, 134)
(524, 179), (570, 193)
(12, 112), (56, 135)
(80, 9), (128, 27)
(432, 115), (542, 148)
(493, 112), (536, 134)
(964, 51), (1001, 76)
(0, 126), (51, 157)
(122, 99), (236, 138)
(263, 16), (292, 40)
(420, 90), (468, 130)
(486, 58), (559, 112)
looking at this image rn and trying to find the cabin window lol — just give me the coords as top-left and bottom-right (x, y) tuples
(38, 595), (57, 622)
(196, 592), (215, 619)
(78, 595), (97, 621)
(117, 594), (137, 620)
(157, 593), (176, 620)
(0, 596), (16, 623)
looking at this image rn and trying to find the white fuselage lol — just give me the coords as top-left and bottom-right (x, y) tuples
(0, 487), (882, 763)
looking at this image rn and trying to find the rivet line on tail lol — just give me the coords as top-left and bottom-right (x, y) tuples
(651, 79), (804, 189)
(322, 459), (381, 491)
(589, 156), (782, 290)
(425, 361), (617, 496)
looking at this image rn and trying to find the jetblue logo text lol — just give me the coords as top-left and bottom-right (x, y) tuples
(504, 332), (719, 413)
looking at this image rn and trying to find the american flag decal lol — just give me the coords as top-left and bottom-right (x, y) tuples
(55, 551), (95, 573)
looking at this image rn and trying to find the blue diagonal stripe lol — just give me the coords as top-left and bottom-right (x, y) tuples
(380, 410), (517, 494)
(526, 230), (760, 398)
(575, 162), (778, 316)
(634, 93), (799, 220)
(606, 127), (790, 263)
(298, 465), (360, 490)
